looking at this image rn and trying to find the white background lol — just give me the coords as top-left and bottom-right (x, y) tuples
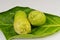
(0, 0), (60, 40)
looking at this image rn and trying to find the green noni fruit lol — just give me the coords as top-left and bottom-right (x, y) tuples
(14, 11), (31, 34)
(28, 10), (46, 26)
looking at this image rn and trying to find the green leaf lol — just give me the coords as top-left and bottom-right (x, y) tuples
(0, 6), (60, 40)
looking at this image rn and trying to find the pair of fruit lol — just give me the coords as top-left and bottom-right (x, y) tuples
(14, 10), (46, 34)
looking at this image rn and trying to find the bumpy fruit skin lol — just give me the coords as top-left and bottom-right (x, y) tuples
(28, 10), (46, 26)
(14, 11), (31, 34)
